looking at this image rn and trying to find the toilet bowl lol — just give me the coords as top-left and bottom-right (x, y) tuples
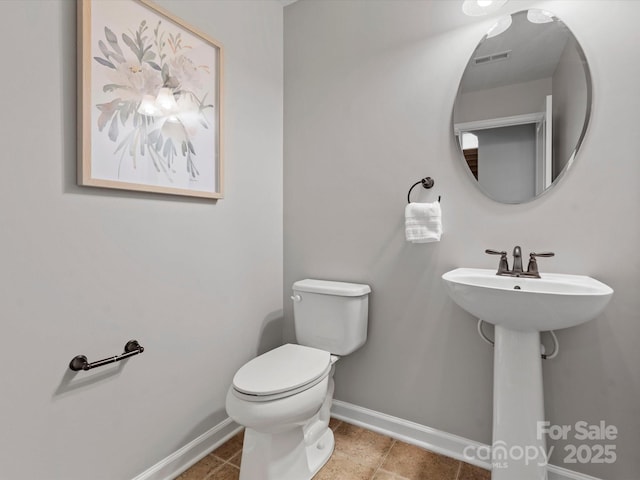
(225, 279), (370, 480)
(226, 344), (338, 480)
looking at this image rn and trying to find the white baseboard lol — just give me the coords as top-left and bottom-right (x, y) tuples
(547, 466), (603, 480)
(131, 418), (242, 480)
(331, 400), (603, 480)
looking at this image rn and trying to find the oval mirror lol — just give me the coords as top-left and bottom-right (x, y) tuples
(453, 10), (592, 204)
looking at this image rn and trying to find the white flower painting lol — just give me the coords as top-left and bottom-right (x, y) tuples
(79, 0), (223, 198)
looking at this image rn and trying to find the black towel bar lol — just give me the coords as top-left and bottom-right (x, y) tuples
(69, 340), (144, 371)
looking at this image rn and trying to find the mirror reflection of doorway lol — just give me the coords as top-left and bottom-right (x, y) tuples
(461, 132), (478, 180)
(457, 94), (552, 203)
(474, 124), (536, 203)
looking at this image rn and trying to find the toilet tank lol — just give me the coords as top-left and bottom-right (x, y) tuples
(292, 279), (371, 355)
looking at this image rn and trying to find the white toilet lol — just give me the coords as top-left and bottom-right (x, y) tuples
(225, 279), (371, 480)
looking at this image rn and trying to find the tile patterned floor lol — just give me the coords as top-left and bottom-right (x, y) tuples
(176, 419), (491, 480)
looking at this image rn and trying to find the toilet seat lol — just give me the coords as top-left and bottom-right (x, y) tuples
(232, 344), (331, 402)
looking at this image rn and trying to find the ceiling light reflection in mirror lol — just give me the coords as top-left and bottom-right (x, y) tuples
(462, 0), (508, 17)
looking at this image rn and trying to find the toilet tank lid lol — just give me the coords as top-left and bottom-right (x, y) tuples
(293, 279), (371, 297)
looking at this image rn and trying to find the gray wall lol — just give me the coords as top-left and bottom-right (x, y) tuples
(284, 1), (640, 478)
(0, 1), (282, 479)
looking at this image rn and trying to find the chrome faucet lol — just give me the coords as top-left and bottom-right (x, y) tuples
(485, 246), (555, 278)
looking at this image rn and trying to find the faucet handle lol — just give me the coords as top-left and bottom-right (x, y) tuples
(527, 252), (555, 277)
(530, 252), (555, 258)
(485, 249), (509, 275)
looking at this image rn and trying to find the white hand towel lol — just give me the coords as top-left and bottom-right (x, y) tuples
(405, 201), (442, 243)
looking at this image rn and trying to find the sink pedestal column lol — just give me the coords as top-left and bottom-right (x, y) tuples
(492, 325), (548, 480)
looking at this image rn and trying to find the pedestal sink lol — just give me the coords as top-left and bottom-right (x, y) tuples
(442, 268), (613, 480)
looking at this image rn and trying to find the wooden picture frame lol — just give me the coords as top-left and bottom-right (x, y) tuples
(78, 0), (224, 199)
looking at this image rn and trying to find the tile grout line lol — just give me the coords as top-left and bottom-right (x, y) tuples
(202, 453), (241, 480)
(370, 438), (396, 479)
(454, 460), (462, 480)
(203, 457), (226, 480)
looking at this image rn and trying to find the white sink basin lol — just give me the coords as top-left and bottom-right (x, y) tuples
(442, 267), (613, 480)
(442, 267), (613, 331)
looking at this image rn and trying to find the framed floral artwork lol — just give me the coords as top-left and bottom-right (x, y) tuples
(78, 0), (224, 199)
